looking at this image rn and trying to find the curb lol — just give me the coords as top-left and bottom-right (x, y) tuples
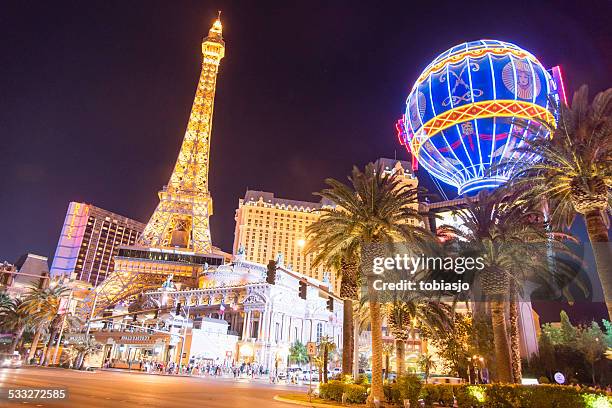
(273, 395), (345, 408)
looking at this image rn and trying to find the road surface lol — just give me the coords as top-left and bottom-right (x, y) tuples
(0, 367), (304, 407)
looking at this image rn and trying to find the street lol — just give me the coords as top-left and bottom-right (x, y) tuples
(0, 367), (303, 407)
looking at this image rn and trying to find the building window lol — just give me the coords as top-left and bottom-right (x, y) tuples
(275, 322), (280, 343)
(294, 327), (298, 342)
(316, 323), (323, 343)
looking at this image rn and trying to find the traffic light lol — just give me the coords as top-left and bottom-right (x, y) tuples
(266, 260), (277, 284)
(299, 280), (307, 299)
(175, 302), (182, 316)
(132, 313), (137, 322)
(326, 297), (333, 311)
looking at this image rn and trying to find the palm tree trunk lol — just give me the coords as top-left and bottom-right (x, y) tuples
(323, 348), (328, 383)
(27, 330), (42, 363)
(9, 325), (26, 355)
(584, 210), (612, 319)
(366, 279), (384, 405)
(342, 299), (354, 377)
(396, 339), (405, 376)
(490, 300), (512, 383)
(353, 310), (360, 379)
(41, 329), (58, 366)
(384, 352), (389, 380)
(509, 284), (522, 383)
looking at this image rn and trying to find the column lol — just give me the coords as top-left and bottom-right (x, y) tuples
(242, 310), (252, 339)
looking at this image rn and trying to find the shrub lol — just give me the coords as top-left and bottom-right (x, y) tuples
(319, 380), (367, 404)
(344, 384), (367, 404)
(319, 380), (345, 402)
(538, 376), (550, 384)
(405, 383), (612, 408)
(396, 374), (423, 406)
(420, 384), (455, 407)
(384, 383), (401, 405)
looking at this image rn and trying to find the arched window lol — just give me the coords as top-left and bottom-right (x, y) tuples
(316, 323), (323, 342)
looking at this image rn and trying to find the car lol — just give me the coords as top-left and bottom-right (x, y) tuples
(0, 352), (22, 368)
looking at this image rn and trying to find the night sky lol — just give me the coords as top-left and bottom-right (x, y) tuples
(1, 1), (611, 321)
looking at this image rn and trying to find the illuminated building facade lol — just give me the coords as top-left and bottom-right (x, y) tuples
(397, 40), (563, 195)
(82, 16), (228, 317)
(87, 253), (343, 370)
(233, 190), (331, 284)
(49, 202), (145, 286)
(233, 159), (418, 295)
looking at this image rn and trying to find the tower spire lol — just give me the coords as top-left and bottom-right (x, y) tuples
(138, 13), (226, 253)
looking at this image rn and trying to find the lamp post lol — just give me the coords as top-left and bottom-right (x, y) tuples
(51, 289), (74, 366)
(467, 357), (472, 384)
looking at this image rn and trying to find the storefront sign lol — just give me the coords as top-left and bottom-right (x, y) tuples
(93, 331), (169, 346)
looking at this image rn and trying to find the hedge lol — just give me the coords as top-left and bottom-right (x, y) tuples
(412, 384), (611, 408)
(321, 380), (612, 407)
(319, 380), (367, 404)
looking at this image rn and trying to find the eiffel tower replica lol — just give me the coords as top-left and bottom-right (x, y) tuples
(81, 15), (228, 318)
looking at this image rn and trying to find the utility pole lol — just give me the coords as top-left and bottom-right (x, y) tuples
(178, 305), (191, 372)
(52, 289), (73, 366)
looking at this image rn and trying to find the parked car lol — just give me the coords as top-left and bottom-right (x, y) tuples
(0, 352), (22, 368)
(300, 370), (313, 381)
(429, 376), (464, 385)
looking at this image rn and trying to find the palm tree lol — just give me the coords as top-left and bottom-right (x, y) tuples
(305, 163), (431, 404)
(318, 336), (336, 383)
(386, 301), (410, 376)
(21, 285), (69, 363)
(1, 298), (31, 354)
(381, 342), (394, 380)
(21, 284), (72, 365)
(509, 86), (612, 318)
(0, 291), (12, 311)
(417, 353), (434, 384)
(440, 190), (580, 382)
(75, 339), (103, 370)
(305, 237), (360, 377)
(386, 296), (451, 377)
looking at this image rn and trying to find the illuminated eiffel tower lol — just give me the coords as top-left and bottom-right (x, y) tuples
(81, 15), (228, 318)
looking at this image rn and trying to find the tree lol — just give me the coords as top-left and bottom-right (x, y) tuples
(0, 298), (31, 355)
(20, 284), (71, 365)
(560, 311), (579, 347)
(381, 342), (394, 380)
(578, 322), (607, 385)
(318, 336), (336, 383)
(74, 339), (103, 370)
(305, 163), (431, 404)
(440, 189), (580, 383)
(385, 294), (451, 377)
(418, 353), (434, 384)
(304, 240), (360, 377)
(510, 86), (612, 318)
(289, 341), (308, 366)
(602, 319), (612, 348)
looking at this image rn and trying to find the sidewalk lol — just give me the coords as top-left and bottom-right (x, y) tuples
(100, 367), (309, 387)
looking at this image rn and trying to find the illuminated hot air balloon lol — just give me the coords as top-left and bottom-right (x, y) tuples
(398, 40), (565, 195)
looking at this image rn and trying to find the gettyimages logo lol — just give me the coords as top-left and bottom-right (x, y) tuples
(370, 254), (484, 294)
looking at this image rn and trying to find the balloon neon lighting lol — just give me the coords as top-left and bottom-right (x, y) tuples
(399, 40), (561, 195)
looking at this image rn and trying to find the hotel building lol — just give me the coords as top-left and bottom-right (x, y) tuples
(49, 202), (146, 286)
(232, 158), (418, 295)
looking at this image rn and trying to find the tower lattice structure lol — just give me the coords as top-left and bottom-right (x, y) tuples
(139, 17), (224, 252)
(80, 16), (226, 318)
